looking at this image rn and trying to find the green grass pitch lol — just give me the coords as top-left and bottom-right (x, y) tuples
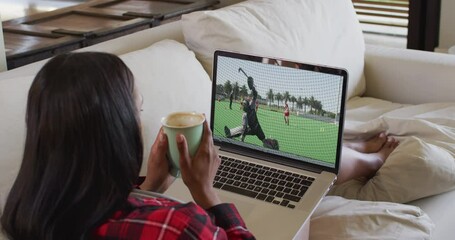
(213, 101), (339, 164)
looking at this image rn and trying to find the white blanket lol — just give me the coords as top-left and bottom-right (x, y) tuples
(311, 196), (434, 240)
(331, 97), (455, 203)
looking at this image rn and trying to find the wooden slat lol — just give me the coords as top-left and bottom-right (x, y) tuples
(30, 13), (132, 33)
(353, 0), (409, 29)
(354, 5), (408, 14)
(5, 32), (82, 57)
(356, 11), (408, 19)
(73, 8), (137, 20)
(4, 24), (66, 37)
(160, 0), (219, 19)
(353, 0), (408, 8)
(94, 0), (218, 20)
(358, 20), (407, 28)
(353, 0), (408, 3)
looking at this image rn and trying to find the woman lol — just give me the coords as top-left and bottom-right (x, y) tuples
(0, 52), (255, 240)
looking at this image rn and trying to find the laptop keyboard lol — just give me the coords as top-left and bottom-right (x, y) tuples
(213, 155), (314, 209)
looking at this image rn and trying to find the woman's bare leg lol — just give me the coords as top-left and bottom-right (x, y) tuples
(337, 136), (399, 184)
(344, 132), (387, 153)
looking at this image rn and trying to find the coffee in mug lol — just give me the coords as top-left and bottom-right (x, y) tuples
(161, 112), (205, 177)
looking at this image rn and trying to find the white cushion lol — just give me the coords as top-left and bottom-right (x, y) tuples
(311, 196), (434, 240)
(364, 44), (455, 104)
(0, 76), (34, 212)
(181, 0), (366, 100)
(119, 40), (212, 175)
(410, 190), (455, 240)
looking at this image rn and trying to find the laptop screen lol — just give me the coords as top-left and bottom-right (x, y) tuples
(211, 51), (347, 172)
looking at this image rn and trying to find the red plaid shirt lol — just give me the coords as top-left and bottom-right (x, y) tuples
(93, 195), (256, 239)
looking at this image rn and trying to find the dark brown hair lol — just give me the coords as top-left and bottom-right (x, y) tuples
(1, 52), (143, 239)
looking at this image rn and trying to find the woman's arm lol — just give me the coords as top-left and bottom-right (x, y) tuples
(206, 203), (255, 239)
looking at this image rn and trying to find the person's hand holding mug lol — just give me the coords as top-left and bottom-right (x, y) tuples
(161, 112), (205, 177)
(177, 119), (222, 209)
(140, 128), (175, 193)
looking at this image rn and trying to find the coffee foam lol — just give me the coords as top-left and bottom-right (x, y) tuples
(162, 112), (204, 128)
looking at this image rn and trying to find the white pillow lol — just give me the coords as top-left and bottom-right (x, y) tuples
(181, 0), (366, 100)
(0, 75), (34, 213)
(330, 137), (455, 203)
(310, 196), (434, 240)
(331, 102), (455, 203)
(119, 40), (212, 175)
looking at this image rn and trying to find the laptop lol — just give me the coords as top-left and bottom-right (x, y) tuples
(165, 50), (348, 239)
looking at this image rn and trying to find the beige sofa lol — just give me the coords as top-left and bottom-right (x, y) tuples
(1, 0), (455, 239)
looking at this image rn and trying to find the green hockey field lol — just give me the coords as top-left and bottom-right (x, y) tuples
(213, 101), (339, 164)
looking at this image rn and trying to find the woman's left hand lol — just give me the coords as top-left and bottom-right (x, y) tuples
(139, 128), (175, 193)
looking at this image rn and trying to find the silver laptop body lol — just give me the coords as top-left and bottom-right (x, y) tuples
(166, 50), (348, 239)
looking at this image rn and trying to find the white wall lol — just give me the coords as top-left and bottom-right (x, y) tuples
(437, 0), (455, 52)
(0, 14), (7, 72)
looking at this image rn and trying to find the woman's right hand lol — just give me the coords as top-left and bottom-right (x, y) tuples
(140, 128), (175, 193)
(177, 119), (222, 209)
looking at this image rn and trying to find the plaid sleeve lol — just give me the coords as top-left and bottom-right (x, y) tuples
(206, 203), (256, 240)
(93, 198), (255, 240)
